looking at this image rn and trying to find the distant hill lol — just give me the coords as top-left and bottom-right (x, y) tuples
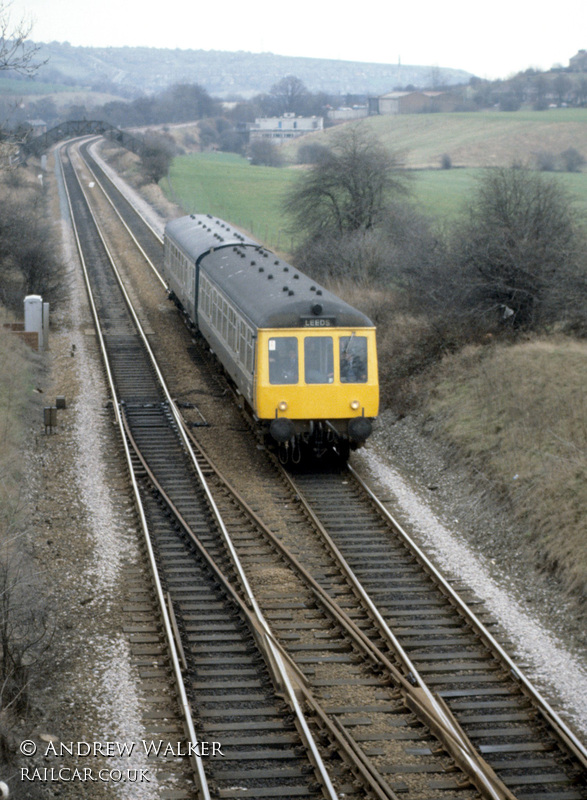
(27, 42), (473, 98)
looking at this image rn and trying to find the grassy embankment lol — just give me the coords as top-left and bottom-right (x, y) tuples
(430, 341), (587, 598)
(163, 110), (587, 604)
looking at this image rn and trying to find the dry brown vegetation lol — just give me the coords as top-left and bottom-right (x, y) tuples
(0, 316), (51, 755)
(427, 339), (587, 602)
(0, 159), (54, 762)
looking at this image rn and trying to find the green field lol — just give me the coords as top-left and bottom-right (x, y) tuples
(164, 150), (587, 249)
(165, 152), (301, 250)
(0, 77), (80, 95)
(163, 110), (587, 247)
(412, 167), (587, 220)
(164, 153), (483, 234)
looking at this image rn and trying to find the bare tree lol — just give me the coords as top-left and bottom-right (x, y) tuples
(552, 73), (571, 106)
(453, 167), (585, 329)
(284, 124), (409, 240)
(0, 2), (44, 76)
(0, 189), (63, 309)
(263, 75), (310, 116)
(0, 2), (46, 168)
(560, 147), (585, 173)
(140, 132), (176, 184)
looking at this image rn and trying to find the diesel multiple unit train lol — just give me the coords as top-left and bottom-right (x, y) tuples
(163, 214), (379, 462)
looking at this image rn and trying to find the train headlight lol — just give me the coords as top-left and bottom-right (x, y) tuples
(278, 400), (288, 412)
(350, 400), (360, 410)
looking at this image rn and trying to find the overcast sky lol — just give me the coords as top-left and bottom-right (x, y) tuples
(7, 0), (587, 81)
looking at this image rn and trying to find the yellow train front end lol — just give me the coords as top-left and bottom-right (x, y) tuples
(255, 327), (379, 461)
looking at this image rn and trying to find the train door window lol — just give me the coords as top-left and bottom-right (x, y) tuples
(201, 282), (209, 317)
(245, 329), (254, 373)
(228, 308), (237, 351)
(211, 289), (218, 328)
(339, 336), (368, 383)
(304, 337), (333, 384)
(221, 299), (228, 340)
(269, 337), (298, 384)
(237, 320), (246, 364)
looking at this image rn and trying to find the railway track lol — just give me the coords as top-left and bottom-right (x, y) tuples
(60, 137), (587, 799)
(284, 466), (587, 797)
(59, 143), (341, 799)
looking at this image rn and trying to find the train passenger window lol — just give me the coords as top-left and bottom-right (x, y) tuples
(305, 337), (333, 384)
(339, 336), (368, 383)
(269, 337), (298, 384)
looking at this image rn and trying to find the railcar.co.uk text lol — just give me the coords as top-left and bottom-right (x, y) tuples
(19, 739), (224, 783)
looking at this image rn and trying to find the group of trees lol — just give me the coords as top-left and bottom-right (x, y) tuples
(469, 69), (587, 112)
(285, 125), (586, 338)
(0, 185), (62, 309)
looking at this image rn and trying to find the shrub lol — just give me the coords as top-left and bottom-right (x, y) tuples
(248, 139), (284, 167)
(296, 142), (330, 165)
(560, 147), (585, 173)
(140, 132), (176, 183)
(535, 150), (556, 171)
(440, 153), (452, 170)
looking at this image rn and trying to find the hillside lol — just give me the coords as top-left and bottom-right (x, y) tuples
(281, 108), (587, 169)
(24, 42), (472, 98)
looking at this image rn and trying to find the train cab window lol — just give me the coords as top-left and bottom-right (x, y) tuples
(305, 337), (333, 384)
(269, 337), (298, 384)
(339, 336), (368, 383)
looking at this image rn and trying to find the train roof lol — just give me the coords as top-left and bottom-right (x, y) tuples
(165, 214), (258, 256)
(165, 215), (374, 330)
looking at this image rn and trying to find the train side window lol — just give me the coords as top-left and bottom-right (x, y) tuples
(269, 337), (298, 384)
(339, 336), (368, 383)
(305, 337), (333, 384)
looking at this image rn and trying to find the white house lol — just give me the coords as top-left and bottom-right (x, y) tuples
(248, 113), (324, 144)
